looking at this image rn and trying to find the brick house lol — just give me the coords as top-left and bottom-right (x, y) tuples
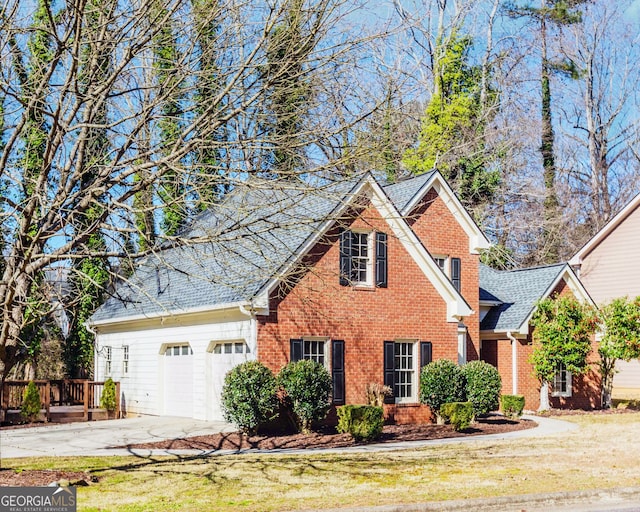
(480, 264), (600, 411)
(88, 171), (599, 421)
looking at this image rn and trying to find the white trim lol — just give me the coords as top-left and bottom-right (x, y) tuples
(87, 300), (266, 329)
(457, 324), (467, 365)
(261, 175), (472, 322)
(400, 171), (491, 254)
(570, 192), (640, 266)
(507, 331), (518, 395)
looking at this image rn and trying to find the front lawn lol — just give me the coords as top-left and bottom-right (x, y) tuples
(4, 412), (640, 511)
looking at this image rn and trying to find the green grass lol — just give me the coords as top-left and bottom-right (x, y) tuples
(5, 412), (640, 511)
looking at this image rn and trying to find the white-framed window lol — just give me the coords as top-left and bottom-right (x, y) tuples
(394, 340), (417, 403)
(303, 338), (327, 366)
(350, 231), (373, 285)
(123, 345), (129, 374)
(434, 255), (449, 275)
(164, 344), (193, 356)
(212, 341), (250, 355)
(552, 363), (572, 397)
(105, 346), (112, 375)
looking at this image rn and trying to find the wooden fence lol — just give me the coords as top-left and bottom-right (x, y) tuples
(2, 379), (120, 422)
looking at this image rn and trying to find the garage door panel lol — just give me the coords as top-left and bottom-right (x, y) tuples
(163, 344), (194, 418)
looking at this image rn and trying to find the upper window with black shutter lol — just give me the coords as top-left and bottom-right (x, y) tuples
(340, 230), (387, 287)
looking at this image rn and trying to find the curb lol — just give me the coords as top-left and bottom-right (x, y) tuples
(299, 486), (640, 512)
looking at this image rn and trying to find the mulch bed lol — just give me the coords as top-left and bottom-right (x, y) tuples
(0, 469), (96, 487)
(126, 414), (537, 452)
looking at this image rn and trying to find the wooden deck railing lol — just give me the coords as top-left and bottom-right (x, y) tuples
(1, 379), (120, 422)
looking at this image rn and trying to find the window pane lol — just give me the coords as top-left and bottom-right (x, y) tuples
(173, 346), (180, 356)
(224, 343), (232, 354)
(182, 345), (190, 356)
(213, 344), (221, 354)
(165, 348), (171, 356)
(394, 342), (414, 399)
(303, 340), (325, 365)
(235, 343), (243, 354)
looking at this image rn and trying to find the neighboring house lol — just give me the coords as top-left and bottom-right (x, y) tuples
(479, 264), (600, 411)
(570, 192), (640, 399)
(88, 171), (600, 422)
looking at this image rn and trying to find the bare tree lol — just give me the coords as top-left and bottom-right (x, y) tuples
(558, 0), (640, 235)
(0, 0), (382, 388)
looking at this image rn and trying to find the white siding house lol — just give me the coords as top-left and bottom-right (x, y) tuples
(92, 309), (257, 420)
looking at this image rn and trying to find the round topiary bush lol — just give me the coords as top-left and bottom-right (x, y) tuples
(419, 359), (466, 420)
(278, 359), (332, 433)
(462, 360), (502, 416)
(221, 361), (279, 435)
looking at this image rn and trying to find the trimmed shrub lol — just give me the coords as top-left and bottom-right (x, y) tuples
(221, 361), (279, 435)
(462, 360), (502, 416)
(440, 402), (474, 431)
(100, 378), (117, 412)
(278, 359), (332, 433)
(336, 405), (384, 442)
(21, 381), (42, 423)
(419, 359), (466, 419)
(501, 394), (525, 419)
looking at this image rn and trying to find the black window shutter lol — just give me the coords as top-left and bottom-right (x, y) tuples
(332, 340), (345, 405)
(451, 257), (461, 292)
(339, 231), (352, 286)
(420, 341), (432, 370)
(290, 339), (303, 362)
(375, 232), (388, 288)
(383, 341), (396, 404)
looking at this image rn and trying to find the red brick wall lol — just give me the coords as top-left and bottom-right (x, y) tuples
(482, 278), (601, 411)
(407, 188), (480, 361)
(256, 199), (462, 424)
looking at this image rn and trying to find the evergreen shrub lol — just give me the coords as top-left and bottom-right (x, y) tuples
(21, 381), (42, 423)
(221, 361), (279, 435)
(501, 394), (525, 419)
(336, 405), (384, 442)
(462, 360), (502, 416)
(278, 359), (332, 433)
(440, 401), (474, 431)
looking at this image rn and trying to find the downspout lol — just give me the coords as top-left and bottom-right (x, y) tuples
(85, 321), (99, 380)
(506, 331), (518, 395)
(239, 303), (258, 359)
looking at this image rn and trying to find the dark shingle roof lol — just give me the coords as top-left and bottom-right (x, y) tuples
(479, 263), (567, 332)
(91, 177), (361, 323)
(383, 171), (435, 213)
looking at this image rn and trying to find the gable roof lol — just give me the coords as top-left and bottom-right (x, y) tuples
(570, 191), (640, 265)
(90, 173), (473, 327)
(479, 263), (592, 335)
(383, 171), (490, 254)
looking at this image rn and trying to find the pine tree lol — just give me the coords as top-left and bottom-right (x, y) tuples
(506, 0), (587, 263)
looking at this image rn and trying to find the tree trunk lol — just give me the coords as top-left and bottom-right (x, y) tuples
(539, 380), (550, 411)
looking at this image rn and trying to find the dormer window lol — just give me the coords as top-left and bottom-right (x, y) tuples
(340, 230), (387, 288)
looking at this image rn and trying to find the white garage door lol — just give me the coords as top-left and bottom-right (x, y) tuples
(163, 344), (194, 418)
(208, 341), (250, 421)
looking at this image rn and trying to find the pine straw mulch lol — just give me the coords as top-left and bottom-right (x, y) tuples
(126, 414), (536, 452)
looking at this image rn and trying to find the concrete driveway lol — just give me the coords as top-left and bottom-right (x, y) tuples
(0, 416), (235, 458)
(0, 414), (578, 459)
